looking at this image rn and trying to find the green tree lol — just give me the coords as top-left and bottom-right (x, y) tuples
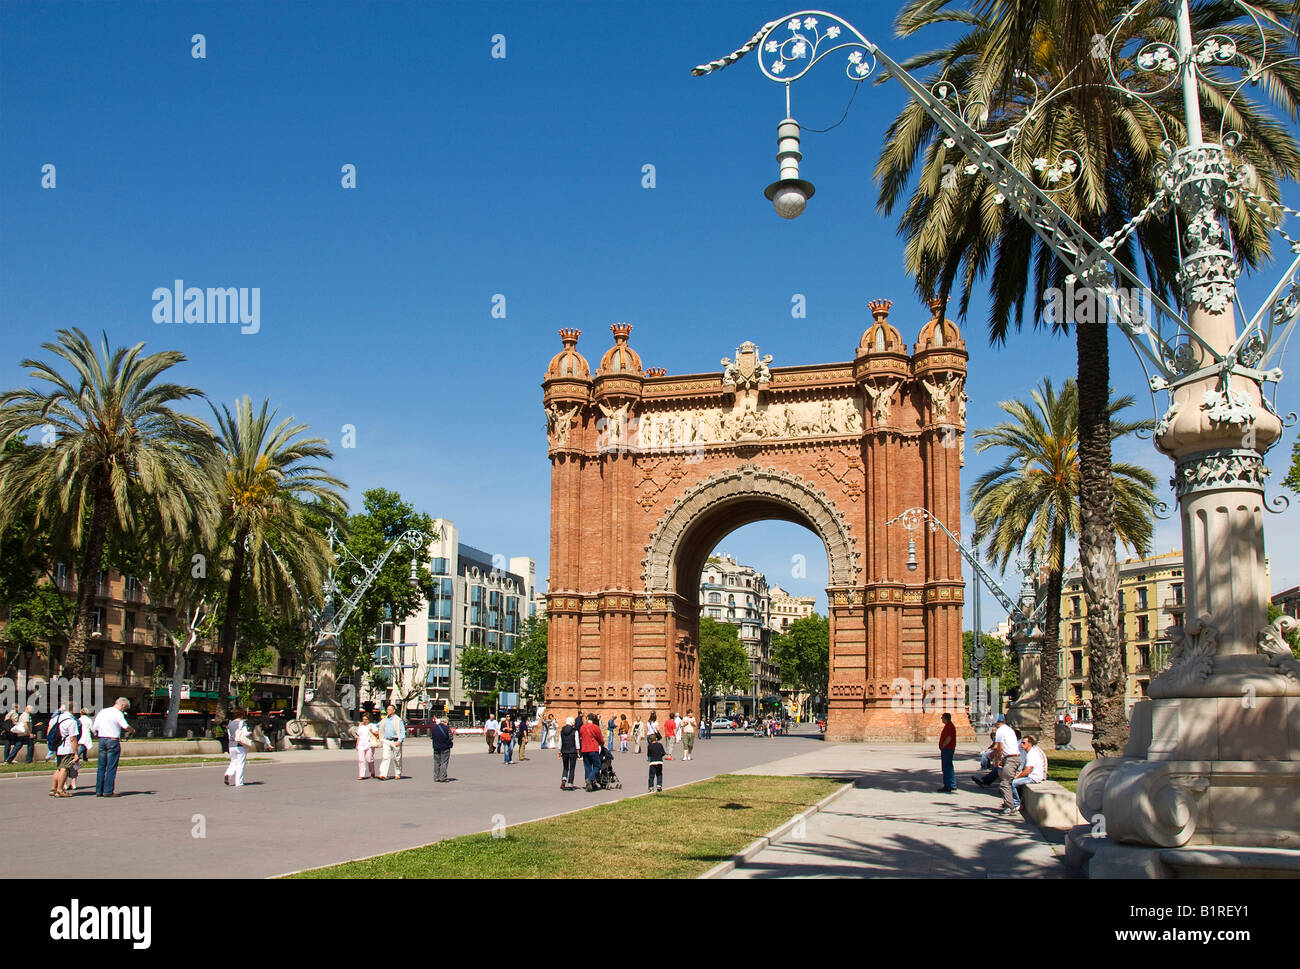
(0, 329), (216, 677)
(1285, 437), (1300, 494)
(970, 378), (1157, 749)
(457, 644), (519, 718)
(516, 616), (548, 702)
(876, 0), (1300, 757)
(0, 470), (75, 674)
(210, 396), (347, 721)
(771, 613), (829, 718)
(697, 617), (751, 719)
(962, 630), (1019, 709)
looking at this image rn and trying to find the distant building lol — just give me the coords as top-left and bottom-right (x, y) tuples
(768, 584), (815, 633)
(372, 519), (537, 717)
(699, 553), (778, 713)
(1274, 585), (1300, 622)
(1038, 550), (1265, 720)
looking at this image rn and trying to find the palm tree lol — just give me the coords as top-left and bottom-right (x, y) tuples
(210, 396), (347, 720)
(970, 378), (1158, 748)
(875, 0), (1300, 755)
(0, 329), (216, 677)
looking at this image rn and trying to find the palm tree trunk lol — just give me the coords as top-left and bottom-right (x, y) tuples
(216, 529), (249, 722)
(66, 479), (113, 679)
(1078, 304), (1124, 757)
(1038, 527), (1067, 752)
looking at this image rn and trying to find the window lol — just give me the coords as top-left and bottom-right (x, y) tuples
(91, 607), (105, 635)
(375, 645), (393, 665)
(1118, 591), (1125, 612)
(426, 643), (451, 664)
(1137, 587), (1149, 610)
(89, 650), (102, 673)
(1070, 596), (1080, 618)
(124, 611), (136, 641)
(1071, 651), (1083, 677)
(1137, 615), (1150, 640)
(1070, 624), (1081, 647)
(1172, 583), (1183, 605)
(709, 593), (720, 604)
(432, 557), (450, 575)
(1137, 645), (1150, 670)
(123, 651), (134, 682)
(427, 622), (451, 644)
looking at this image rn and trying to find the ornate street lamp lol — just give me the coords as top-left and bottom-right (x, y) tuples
(886, 506), (1047, 729)
(696, 4), (1300, 871)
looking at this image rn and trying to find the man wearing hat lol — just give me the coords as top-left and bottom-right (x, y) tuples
(992, 714), (1022, 815)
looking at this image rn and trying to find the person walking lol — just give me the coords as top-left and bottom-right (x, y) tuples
(499, 714), (515, 765)
(618, 715), (630, 753)
(377, 704), (405, 780)
(559, 716), (579, 790)
(646, 711), (660, 744)
(631, 716), (643, 754)
(579, 713), (604, 791)
(516, 713), (530, 761)
(937, 712), (957, 793)
(646, 731), (666, 793)
(430, 715), (454, 782)
(663, 712), (678, 760)
(71, 707), (93, 792)
(92, 697), (133, 797)
(993, 714), (1022, 815)
(483, 713), (499, 754)
(5, 705), (35, 764)
(224, 708), (253, 787)
(681, 712), (696, 761)
(355, 712), (379, 780)
(47, 702), (78, 798)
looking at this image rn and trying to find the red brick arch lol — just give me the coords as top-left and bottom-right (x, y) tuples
(542, 301), (974, 741)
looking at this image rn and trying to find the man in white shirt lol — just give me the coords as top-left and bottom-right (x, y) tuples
(484, 715), (499, 754)
(993, 714), (1022, 815)
(92, 697), (134, 797)
(1011, 735), (1049, 810)
(47, 702), (79, 797)
(377, 704), (405, 780)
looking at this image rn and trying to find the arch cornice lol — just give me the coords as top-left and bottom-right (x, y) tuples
(640, 464), (860, 595)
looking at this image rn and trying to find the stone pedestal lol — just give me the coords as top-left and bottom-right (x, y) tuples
(1005, 636), (1041, 731)
(287, 638), (356, 743)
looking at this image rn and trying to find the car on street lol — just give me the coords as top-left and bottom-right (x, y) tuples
(710, 717), (735, 731)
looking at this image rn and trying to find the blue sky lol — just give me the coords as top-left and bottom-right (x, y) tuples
(3, 1), (1299, 626)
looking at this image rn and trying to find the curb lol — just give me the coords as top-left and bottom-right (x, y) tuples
(698, 778), (858, 879)
(0, 757), (277, 780)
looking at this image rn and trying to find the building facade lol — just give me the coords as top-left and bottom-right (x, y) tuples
(370, 519), (538, 718)
(1046, 550), (1205, 720)
(769, 584), (816, 632)
(1274, 585), (1300, 622)
(699, 554), (779, 711)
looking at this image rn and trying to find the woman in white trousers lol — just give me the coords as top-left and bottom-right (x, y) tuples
(224, 709), (252, 787)
(355, 712), (379, 779)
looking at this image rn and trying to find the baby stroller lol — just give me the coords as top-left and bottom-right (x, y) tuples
(596, 746), (622, 790)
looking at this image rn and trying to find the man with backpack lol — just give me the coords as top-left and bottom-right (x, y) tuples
(47, 701), (79, 798)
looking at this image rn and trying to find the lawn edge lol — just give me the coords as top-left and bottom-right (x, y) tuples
(0, 758), (275, 779)
(697, 778), (857, 879)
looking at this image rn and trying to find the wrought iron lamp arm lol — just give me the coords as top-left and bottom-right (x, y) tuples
(320, 528), (433, 639)
(884, 507), (1032, 627)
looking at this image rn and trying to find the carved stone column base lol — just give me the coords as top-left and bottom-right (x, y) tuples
(1067, 825), (1300, 878)
(288, 697), (355, 744)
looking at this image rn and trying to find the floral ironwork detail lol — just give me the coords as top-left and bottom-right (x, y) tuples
(1171, 448), (1269, 499)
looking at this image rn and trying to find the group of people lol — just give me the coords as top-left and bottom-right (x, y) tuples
(480, 712), (532, 765)
(551, 709), (697, 793)
(7, 697), (137, 797)
(953, 713), (1048, 813)
(353, 704), (456, 782)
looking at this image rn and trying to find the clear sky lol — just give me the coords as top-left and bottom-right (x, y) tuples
(3, 1), (1298, 628)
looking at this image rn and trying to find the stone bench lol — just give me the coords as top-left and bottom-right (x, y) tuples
(1020, 780), (1085, 830)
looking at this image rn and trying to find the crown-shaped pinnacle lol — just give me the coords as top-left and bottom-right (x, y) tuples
(868, 299), (893, 321)
(558, 328), (581, 346)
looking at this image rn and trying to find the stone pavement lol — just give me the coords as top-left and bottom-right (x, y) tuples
(723, 743), (1069, 878)
(2, 728), (826, 878)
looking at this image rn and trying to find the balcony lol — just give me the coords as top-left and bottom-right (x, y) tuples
(1162, 596), (1185, 613)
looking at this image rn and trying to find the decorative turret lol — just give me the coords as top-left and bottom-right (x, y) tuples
(913, 297), (968, 427)
(646, 366), (667, 378)
(915, 296), (966, 353)
(854, 300), (910, 426)
(542, 328), (592, 414)
(593, 323), (645, 404)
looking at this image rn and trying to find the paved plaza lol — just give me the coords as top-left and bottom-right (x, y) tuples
(2, 728), (1076, 878)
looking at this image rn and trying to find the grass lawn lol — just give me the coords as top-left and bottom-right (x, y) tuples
(288, 773), (846, 879)
(0, 757), (268, 774)
(1047, 750), (1095, 793)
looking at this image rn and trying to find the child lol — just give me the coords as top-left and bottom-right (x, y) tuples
(646, 733), (666, 793)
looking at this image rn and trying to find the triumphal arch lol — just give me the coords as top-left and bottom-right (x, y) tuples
(542, 298), (972, 741)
